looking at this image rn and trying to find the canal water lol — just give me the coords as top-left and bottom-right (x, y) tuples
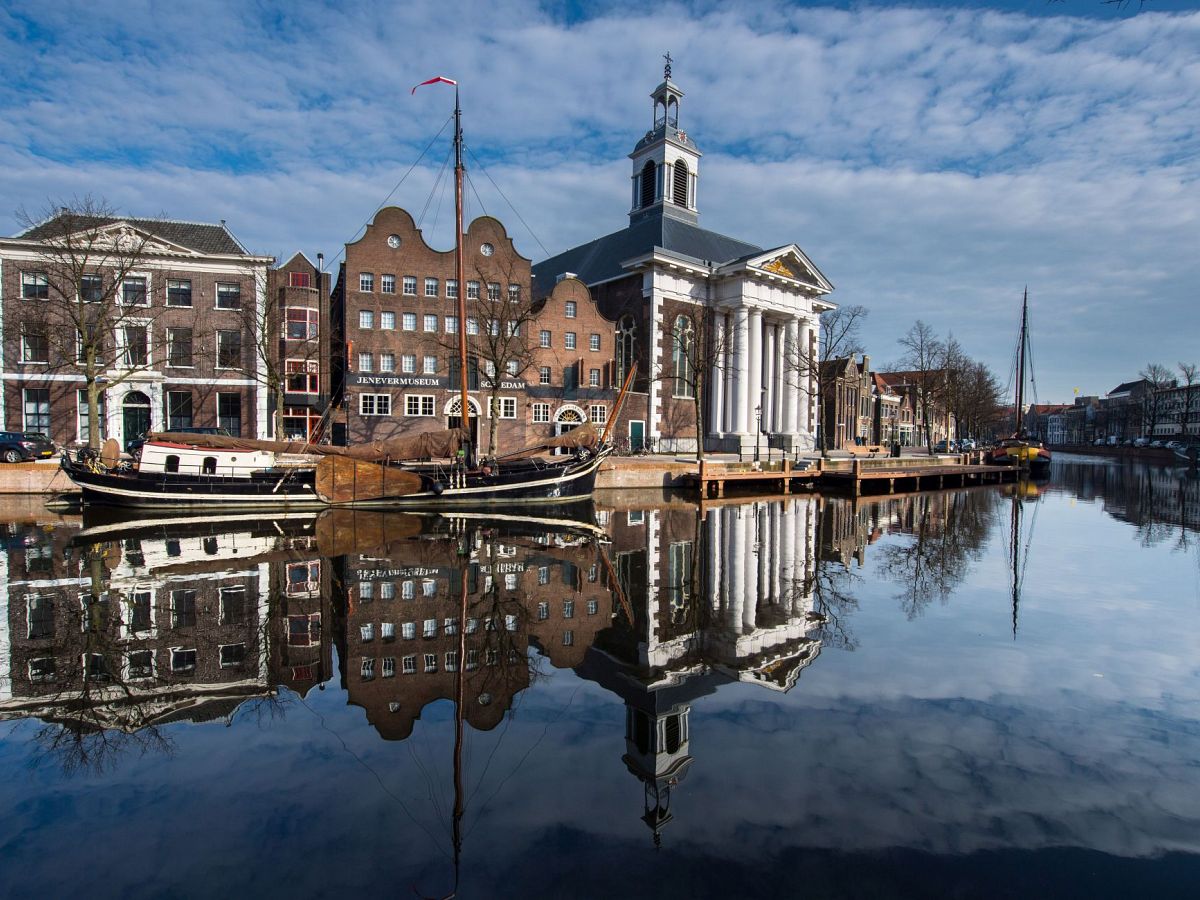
(1, 455), (1198, 898)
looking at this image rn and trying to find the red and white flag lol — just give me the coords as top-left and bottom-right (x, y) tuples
(411, 76), (457, 95)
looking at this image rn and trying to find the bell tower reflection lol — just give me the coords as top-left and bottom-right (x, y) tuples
(583, 496), (824, 843)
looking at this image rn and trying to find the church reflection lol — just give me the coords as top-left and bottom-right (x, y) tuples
(0, 496), (836, 836)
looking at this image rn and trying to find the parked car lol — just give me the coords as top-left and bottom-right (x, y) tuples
(127, 427), (233, 458)
(1133, 437), (1151, 448)
(1094, 438), (1107, 446)
(0, 431), (56, 463)
(959, 438), (977, 451)
(1150, 440), (1164, 448)
(1166, 440), (1185, 450)
(934, 440), (957, 453)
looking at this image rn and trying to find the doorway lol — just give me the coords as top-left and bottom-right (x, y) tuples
(122, 391), (152, 451)
(629, 419), (645, 452)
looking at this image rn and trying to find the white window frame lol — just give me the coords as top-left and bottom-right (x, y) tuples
(589, 333), (601, 352)
(423, 355), (438, 375)
(402, 312), (417, 331)
(359, 273), (374, 292)
(401, 353), (417, 374)
(359, 393), (392, 416)
(424, 313), (438, 332)
(539, 330), (551, 348)
(532, 402), (549, 423)
(565, 300), (577, 318)
(405, 394), (436, 417)
(380, 310), (396, 330)
(402, 275), (417, 296)
(118, 318), (152, 368)
(381, 274), (396, 294)
(424, 277), (438, 297)
(564, 332), (577, 350)
(121, 272), (151, 307)
(590, 404), (607, 424)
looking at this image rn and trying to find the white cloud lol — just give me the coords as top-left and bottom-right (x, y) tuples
(1, 0), (1197, 396)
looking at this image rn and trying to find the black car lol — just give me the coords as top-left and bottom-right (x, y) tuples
(0, 431), (56, 463)
(127, 427), (233, 458)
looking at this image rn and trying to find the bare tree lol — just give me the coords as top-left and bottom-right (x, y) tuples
(1177, 362), (1198, 441)
(896, 320), (947, 453)
(1139, 363), (1175, 438)
(656, 305), (732, 463)
(13, 197), (171, 448)
(783, 304), (870, 455)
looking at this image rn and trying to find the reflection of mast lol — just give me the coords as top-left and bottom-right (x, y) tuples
(449, 534), (469, 896)
(1010, 490), (1021, 638)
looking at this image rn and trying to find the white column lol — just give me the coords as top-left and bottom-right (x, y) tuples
(781, 499), (796, 615)
(710, 314), (726, 436)
(763, 324), (776, 432)
(733, 306), (751, 434)
(743, 504), (759, 631)
(728, 506), (746, 632)
(773, 323), (785, 432)
(783, 318), (799, 434)
(707, 509), (723, 613)
(722, 314), (734, 433)
(747, 308), (763, 437)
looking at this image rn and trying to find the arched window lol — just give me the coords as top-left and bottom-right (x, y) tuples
(617, 315), (638, 386)
(672, 315), (694, 398)
(673, 160), (689, 208)
(666, 97), (678, 128)
(640, 161), (656, 209)
(164, 455), (180, 473)
(202, 456), (217, 475)
(665, 714), (682, 754)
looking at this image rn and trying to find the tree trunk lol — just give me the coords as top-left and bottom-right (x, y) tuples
(486, 388), (500, 457)
(87, 375), (101, 451)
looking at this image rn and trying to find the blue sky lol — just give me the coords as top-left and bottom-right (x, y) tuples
(1, 0), (1197, 400)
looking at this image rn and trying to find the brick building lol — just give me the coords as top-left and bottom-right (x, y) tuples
(0, 212), (273, 449)
(269, 252), (333, 442)
(332, 208), (616, 454)
(533, 64), (834, 456)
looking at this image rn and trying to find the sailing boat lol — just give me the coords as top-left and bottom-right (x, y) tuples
(59, 81), (621, 510)
(987, 288), (1051, 478)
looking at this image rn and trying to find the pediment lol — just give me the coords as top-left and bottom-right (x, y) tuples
(76, 222), (202, 258)
(745, 245), (833, 293)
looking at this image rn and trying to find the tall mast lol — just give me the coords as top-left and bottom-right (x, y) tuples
(454, 87), (470, 438)
(1015, 287), (1028, 434)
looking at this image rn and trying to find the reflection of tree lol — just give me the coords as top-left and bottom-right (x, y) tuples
(877, 490), (1002, 619)
(1053, 459), (1200, 546)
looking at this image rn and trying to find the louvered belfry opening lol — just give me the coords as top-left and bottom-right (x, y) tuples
(673, 161), (688, 208)
(640, 161), (657, 208)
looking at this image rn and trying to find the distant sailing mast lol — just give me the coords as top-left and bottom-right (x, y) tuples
(1015, 287), (1029, 437)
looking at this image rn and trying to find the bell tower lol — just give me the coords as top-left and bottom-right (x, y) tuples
(629, 52), (702, 226)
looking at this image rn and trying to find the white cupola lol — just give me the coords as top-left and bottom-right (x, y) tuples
(629, 53), (702, 226)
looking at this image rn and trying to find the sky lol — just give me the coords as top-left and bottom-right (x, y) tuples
(1, 0), (1197, 401)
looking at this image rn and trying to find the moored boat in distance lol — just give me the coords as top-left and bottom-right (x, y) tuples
(987, 288), (1051, 478)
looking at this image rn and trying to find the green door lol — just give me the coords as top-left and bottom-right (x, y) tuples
(629, 420), (645, 452)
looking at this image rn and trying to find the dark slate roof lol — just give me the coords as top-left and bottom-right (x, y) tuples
(532, 208), (761, 289)
(1108, 379), (1149, 395)
(18, 214), (250, 255)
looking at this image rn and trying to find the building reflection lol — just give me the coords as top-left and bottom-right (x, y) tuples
(1052, 459), (1200, 541)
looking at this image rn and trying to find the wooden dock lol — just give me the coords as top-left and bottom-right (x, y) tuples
(683, 454), (1020, 498)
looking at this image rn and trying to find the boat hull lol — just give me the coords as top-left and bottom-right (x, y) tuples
(987, 443), (1052, 477)
(60, 448), (608, 510)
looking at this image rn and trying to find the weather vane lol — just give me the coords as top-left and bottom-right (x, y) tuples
(663, 51), (672, 81)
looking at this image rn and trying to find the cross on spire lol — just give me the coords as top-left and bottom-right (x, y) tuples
(663, 51), (672, 81)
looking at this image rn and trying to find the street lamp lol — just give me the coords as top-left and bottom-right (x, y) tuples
(754, 404), (762, 463)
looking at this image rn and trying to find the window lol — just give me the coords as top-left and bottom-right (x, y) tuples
(590, 405), (607, 424)
(497, 398), (516, 419)
(360, 581), (374, 601)
(22, 271), (49, 299)
(286, 359), (319, 393)
(445, 316), (458, 334)
(380, 311), (396, 330)
(672, 315), (695, 398)
(487, 282), (501, 302)
(81, 273), (103, 302)
(563, 630), (574, 646)
(402, 581), (415, 600)
(359, 273), (374, 292)
(122, 324), (149, 367)
(166, 391), (193, 430)
(466, 317), (478, 335)
(285, 306), (319, 340)
(445, 651), (458, 672)
(289, 271), (311, 288)
(506, 359), (519, 376)
(423, 356), (437, 374)
(360, 623), (375, 642)
(217, 392), (242, 436)
(504, 573), (518, 591)
(171, 648), (197, 672)
(361, 658), (375, 681)
(565, 300), (577, 318)
(402, 312), (417, 331)
(424, 314), (438, 332)
(540, 330), (551, 348)
(422, 579), (436, 597)
(402, 655), (416, 674)
(402, 622), (416, 640)
(505, 614), (518, 632)
(539, 366), (551, 385)
(215, 282), (241, 309)
(77, 389), (106, 444)
(508, 283), (520, 302)
(220, 643), (246, 668)
(423, 618), (437, 638)
(398, 354), (414, 373)
(405, 395), (435, 416)
(27, 596), (54, 639)
(587, 599), (599, 615)
(21, 327), (48, 363)
(357, 352), (374, 372)
(589, 368), (601, 387)
(424, 277), (438, 297)
(564, 332), (577, 350)
(467, 280), (480, 299)
(563, 600), (575, 618)
(538, 566), (550, 585)
(424, 653), (437, 672)
(381, 274), (396, 294)
(166, 327), (193, 367)
(589, 333), (601, 352)
(446, 279), (458, 299)
(380, 352), (395, 373)
(216, 330), (242, 369)
(220, 586), (245, 625)
(122, 276), (148, 305)
(444, 617), (458, 635)
(360, 393), (391, 416)
(172, 589), (198, 628)
(167, 279), (192, 306)
(617, 315), (637, 385)
(359, 310), (375, 329)
(127, 650), (154, 680)
(381, 656), (396, 677)
(533, 403), (549, 423)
